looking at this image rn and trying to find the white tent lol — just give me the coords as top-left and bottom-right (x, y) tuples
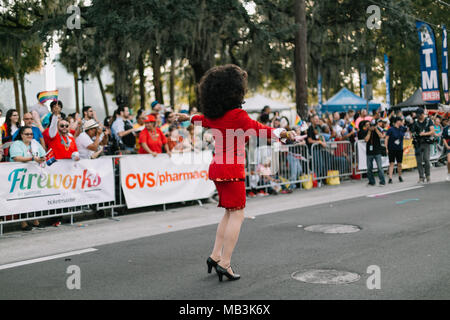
(242, 94), (294, 112)
(242, 94), (296, 125)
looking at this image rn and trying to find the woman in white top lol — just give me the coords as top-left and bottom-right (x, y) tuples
(9, 126), (46, 231)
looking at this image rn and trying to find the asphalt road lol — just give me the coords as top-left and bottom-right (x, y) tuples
(0, 182), (449, 300)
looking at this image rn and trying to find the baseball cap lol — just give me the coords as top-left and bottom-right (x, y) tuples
(416, 108), (424, 115)
(144, 114), (156, 123)
(151, 101), (159, 108)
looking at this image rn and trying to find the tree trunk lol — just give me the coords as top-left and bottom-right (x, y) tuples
(191, 61), (213, 108)
(12, 72), (21, 118)
(97, 72), (109, 117)
(138, 52), (146, 110)
(170, 56), (176, 108)
(112, 48), (135, 108)
(74, 72), (80, 114)
(151, 49), (164, 105)
(19, 73), (28, 114)
(294, 0), (308, 119)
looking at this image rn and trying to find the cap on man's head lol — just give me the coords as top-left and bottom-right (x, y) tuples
(144, 114), (156, 123)
(151, 101), (159, 109)
(416, 108), (424, 115)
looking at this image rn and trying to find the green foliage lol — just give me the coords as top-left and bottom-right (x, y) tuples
(1, 0), (449, 109)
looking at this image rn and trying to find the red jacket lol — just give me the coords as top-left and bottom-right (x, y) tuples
(192, 108), (278, 180)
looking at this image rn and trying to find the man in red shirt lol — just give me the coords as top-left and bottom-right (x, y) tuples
(138, 114), (171, 157)
(48, 115), (80, 160)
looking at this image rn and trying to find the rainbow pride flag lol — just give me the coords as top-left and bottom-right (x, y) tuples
(295, 114), (301, 126)
(159, 123), (170, 134)
(38, 90), (58, 104)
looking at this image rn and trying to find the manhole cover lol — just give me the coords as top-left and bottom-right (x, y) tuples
(304, 224), (361, 234)
(292, 269), (360, 284)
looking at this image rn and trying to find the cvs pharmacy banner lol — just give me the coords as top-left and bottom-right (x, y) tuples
(120, 152), (216, 209)
(0, 158), (115, 216)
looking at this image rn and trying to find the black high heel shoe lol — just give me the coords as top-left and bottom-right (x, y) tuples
(206, 257), (219, 274)
(216, 265), (241, 282)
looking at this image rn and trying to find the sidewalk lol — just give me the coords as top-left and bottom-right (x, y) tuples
(0, 166), (448, 265)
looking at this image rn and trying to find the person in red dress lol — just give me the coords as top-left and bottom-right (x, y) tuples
(176, 65), (296, 281)
(138, 114), (172, 157)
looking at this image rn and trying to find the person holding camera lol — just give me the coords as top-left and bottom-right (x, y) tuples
(410, 108), (435, 183)
(111, 106), (139, 153)
(76, 120), (108, 159)
(365, 119), (386, 186)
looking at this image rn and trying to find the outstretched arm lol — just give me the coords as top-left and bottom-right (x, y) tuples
(236, 110), (295, 142)
(174, 112), (296, 142)
(174, 113), (205, 126)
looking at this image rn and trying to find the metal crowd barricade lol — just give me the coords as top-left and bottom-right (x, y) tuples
(0, 156), (126, 236)
(246, 144), (277, 191)
(311, 141), (353, 181)
(277, 143), (310, 188)
(93, 155), (127, 217)
(245, 142), (310, 191)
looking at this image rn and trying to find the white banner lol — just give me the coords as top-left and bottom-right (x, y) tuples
(0, 158), (115, 216)
(120, 152), (216, 209)
(357, 141), (390, 171)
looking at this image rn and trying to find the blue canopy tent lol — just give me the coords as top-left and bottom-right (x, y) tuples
(322, 88), (381, 113)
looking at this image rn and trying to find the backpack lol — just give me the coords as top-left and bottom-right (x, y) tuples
(121, 120), (136, 148)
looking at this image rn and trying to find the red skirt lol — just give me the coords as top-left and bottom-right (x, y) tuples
(213, 179), (246, 211)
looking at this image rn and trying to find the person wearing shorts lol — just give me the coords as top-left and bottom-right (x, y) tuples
(385, 117), (407, 184)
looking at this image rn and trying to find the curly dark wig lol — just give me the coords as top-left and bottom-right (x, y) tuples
(199, 64), (248, 119)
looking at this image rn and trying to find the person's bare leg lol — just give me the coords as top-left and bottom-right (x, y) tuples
(389, 163), (394, 179)
(210, 210), (230, 262)
(218, 209), (245, 275)
(398, 163), (402, 177)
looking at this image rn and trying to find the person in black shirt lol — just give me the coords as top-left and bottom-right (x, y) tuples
(364, 120), (386, 186)
(410, 108), (435, 183)
(385, 117), (407, 183)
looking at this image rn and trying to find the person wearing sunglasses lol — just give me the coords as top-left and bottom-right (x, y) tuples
(48, 115), (80, 161)
(12, 112), (46, 150)
(9, 126), (46, 230)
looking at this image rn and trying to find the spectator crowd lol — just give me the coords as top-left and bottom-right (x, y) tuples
(1, 93), (449, 229)
(0, 97), (209, 165)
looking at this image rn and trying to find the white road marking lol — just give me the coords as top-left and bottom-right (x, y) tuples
(0, 248), (98, 271)
(367, 186), (424, 198)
